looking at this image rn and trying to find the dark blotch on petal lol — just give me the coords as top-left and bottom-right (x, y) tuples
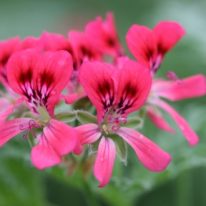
(157, 42), (167, 55)
(117, 82), (138, 113)
(145, 47), (154, 61)
(40, 70), (54, 88)
(19, 68), (33, 84)
(106, 37), (116, 48)
(97, 79), (115, 110)
(80, 45), (94, 59)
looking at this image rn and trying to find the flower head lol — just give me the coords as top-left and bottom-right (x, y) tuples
(0, 49), (78, 169)
(7, 49), (72, 115)
(77, 59), (171, 187)
(68, 31), (101, 69)
(85, 12), (123, 57)
(126, 21), (185, 73)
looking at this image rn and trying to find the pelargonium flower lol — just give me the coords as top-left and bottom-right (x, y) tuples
(76, 60), (171, 187)
(63, 31), (103, 104)
(147, 74), (206, 145)
(0, 49), (78, 169)
(126, 21), (185, 73)
(85, 12), (123, 57)
(68, 31), (101, 69)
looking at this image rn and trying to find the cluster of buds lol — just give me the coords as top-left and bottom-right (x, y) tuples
(0, 13), (205, 187)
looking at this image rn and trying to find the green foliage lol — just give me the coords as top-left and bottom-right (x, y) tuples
(0, 141), (46, 206)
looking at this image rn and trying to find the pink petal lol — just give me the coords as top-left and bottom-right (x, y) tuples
(74, 123), (100, 154)
(7, 49), (39, 95)
(0, 98), (14, 121)
(117, 127), (171, 172)
(153, 75), (206, 101)
(0, 118), (34, 147)
(43, 119), (78, 155)
(79, 61), (116, 120)
(7, 49), (73, 115)
(0, 37), (20, 66)
(31, 136), (61, 170)
(157, 100), (199, 145)
(154, 21), (186, 54)
(85, 12), (122, 56)
(116, 59), (152, 115)
(31, 119), (78, 169)
(126, 24), (157, 67)
(0, 37), (20, 86)
(147, 107), (175, 133)
(75, 123), (101, 144)
(20, 36), (41, 50)
(94, 137), (116, 187)
(68, 31), (100, 67)
(38, 51), (73, 95)
(39, 32), (73, 52)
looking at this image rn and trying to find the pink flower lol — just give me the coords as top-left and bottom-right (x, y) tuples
(0, 49), (78, 169)
(76, 60), (171, 187)
(63, 31), (102, 103)
(147, 74), (206, 145)
(85, 12), (123, 57)
(68, 31), (101, 69)
(126, 21), (185, 73)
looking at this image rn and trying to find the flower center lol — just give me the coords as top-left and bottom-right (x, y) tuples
(101, 108), (127, 135)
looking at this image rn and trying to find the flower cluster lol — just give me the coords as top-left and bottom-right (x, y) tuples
(0, 13), (205, 187)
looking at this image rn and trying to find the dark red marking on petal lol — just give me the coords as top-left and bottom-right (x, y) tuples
(144, 47), (155, 62)
(40, 70), (54, 88)
(106, 37), (116, 48)
(97, 79), (115, 110)
(157, 42), (167, 55)
(117, 82), (138, 114)
(80, 45), (94, 60)
(18, 68), (33, 84)
(1, 53), (10, 66)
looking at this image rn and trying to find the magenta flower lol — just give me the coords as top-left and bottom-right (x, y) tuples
(147, 74), (206, 145)
(63, 31), (103, 104)
(0, 49), (78, 169)
(76, 59), (171, 187)
(126, 21), (185, 73)
(68, 31), (101, 68)
(85, 12), (123, 57)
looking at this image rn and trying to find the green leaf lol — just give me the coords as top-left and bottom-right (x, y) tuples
(76, 110), (97, 124)
(116, 138), (128, 165)
(125, 117), (143, 129)
(55, 111), (76, 123)
(110, 134), (128, 165)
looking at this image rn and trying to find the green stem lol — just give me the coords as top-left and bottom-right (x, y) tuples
(78, 148), (101, 206)
(81, 179), (100, 206)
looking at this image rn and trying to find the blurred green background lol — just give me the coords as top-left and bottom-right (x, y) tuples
(0, 0), (206, 205)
